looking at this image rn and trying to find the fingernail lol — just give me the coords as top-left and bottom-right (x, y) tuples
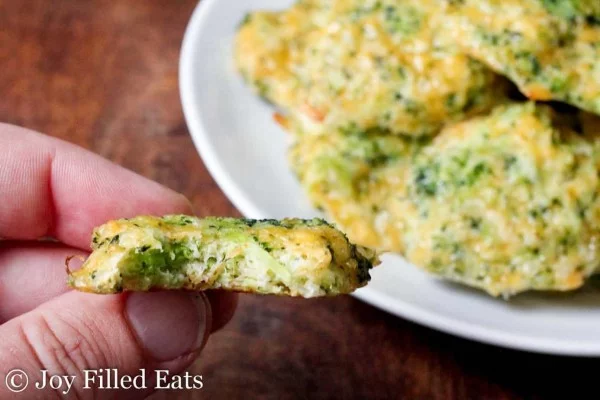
(125, 291), (209, 362)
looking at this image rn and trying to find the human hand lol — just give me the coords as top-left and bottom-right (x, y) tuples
(0, 124), (237, 398)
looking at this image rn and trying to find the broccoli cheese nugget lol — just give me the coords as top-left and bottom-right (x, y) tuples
(68, 216), (379, 297)
(443, 0), (600, 115)
(399, 103), (600, 297)
(235, 0), (508, 136)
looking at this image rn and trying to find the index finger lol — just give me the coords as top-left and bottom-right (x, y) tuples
(0, 123), (193, 249)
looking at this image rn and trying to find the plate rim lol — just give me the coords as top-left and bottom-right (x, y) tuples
(179, 0), (600, 357)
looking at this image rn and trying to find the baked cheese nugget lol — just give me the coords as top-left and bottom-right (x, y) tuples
(399, 103), (600, 296)
(235, 0), (508, 137)
(443, 0), (600, 115)
(67, 216), (379, 297)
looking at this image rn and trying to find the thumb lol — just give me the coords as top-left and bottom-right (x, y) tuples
(0, 290), (210, 399)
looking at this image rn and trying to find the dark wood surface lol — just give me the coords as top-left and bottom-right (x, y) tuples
(1, 1), (598, 399)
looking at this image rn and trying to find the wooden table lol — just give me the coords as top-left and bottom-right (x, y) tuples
(1, 1), (597, 399)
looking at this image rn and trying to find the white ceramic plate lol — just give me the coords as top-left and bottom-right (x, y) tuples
(180, 0), (600, 356)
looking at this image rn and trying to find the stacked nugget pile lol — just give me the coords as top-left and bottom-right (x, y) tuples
(234, 0), (600, 297)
